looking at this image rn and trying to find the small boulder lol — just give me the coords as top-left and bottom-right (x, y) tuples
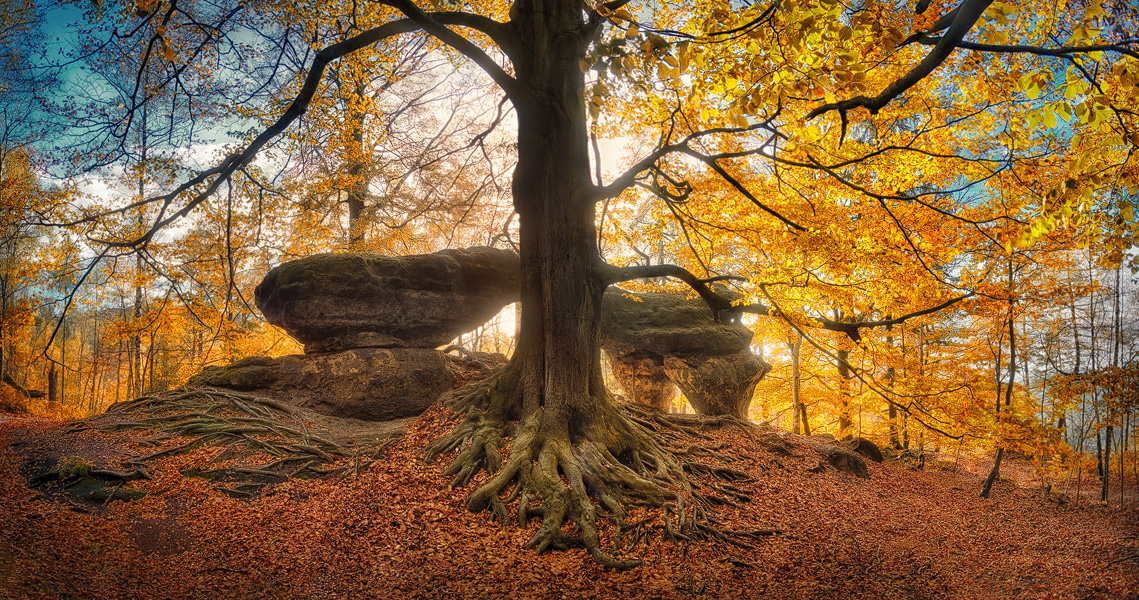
(254, 247), (520, 353)
(803, 438), (869, 478)
(850, 437), (884, 463)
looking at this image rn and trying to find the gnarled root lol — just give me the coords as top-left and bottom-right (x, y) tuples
(424, 366), (771, 569)
(74, 387), (392, 492)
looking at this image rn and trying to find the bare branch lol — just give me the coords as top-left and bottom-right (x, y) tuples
(83, 18), (439, 247)
(378, 0), (524, 100)
(728, 291), (976, 343)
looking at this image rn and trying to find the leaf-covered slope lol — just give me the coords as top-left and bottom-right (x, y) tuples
(0, 409), (1135, 599)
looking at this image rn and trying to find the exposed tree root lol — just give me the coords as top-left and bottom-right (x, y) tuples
(71, 387), (394, 494)
(424, 367), (780, 569)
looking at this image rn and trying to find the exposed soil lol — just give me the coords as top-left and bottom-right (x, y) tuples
(0, 408), (1135, 600)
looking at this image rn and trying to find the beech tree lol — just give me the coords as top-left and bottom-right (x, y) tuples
(44, 0), (1139, 566)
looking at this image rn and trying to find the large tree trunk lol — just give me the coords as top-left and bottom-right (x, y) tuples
(423, 0), (745, 568)
(836, 345), (852, 439)
(509, 0), (603, 421)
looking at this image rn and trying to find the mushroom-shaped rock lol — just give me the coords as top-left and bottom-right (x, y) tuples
(663, 350), (771, 417)
(600, 289), (771, 418)
(188, 348), (462, 421)
(254, 247), (520, 353)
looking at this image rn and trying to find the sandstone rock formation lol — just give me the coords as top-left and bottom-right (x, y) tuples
(662, 351), (770, 417)
(204, 247), (770, 422)
(189, 348), (462, 422)
(193, 247), (520, 421)
(603, 347), (676, 411)
(255, 246), (520, 353)
(600, 290), (771, 418)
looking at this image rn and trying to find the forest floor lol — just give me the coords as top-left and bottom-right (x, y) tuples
(0, 406), (1136, 600)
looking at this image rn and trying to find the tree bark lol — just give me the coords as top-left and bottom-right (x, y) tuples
(982, 258), (1016, 498)
(1101, 424), (1112, 504)
(790, 335), (804, 435)
(507, 0), (602, 421)
(979, 447), (1004, 498)
(47, 364), (58, 404)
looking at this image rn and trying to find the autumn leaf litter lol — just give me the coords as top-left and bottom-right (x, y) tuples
(0, 408), (1135, 600)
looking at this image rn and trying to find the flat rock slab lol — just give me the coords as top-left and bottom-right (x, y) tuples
(189, 348), (461, 421)
(255, 247), (520, 353)
(601, 289), (752, 357)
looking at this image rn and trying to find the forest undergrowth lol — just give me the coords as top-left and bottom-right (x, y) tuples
(0, 405), (1136, 600)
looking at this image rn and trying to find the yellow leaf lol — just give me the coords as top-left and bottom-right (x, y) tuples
(1055, 101), (1073, 122)
(626, 23), (639, 39)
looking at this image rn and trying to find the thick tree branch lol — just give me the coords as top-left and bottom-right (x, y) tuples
(848, 292), (976, 329)
(379, 0), (524, 100)
(807, 0), (994, 122)
(604, 263), (975, 344)
(922, 38), (1139, 61)
(2, 373), (44, 398)
(602, 264), (743, 316)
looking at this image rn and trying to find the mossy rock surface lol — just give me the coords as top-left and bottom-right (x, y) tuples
(601, 289), (752, 357)
(255, 247), (520, 352)
(189, 348), (463, 421)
